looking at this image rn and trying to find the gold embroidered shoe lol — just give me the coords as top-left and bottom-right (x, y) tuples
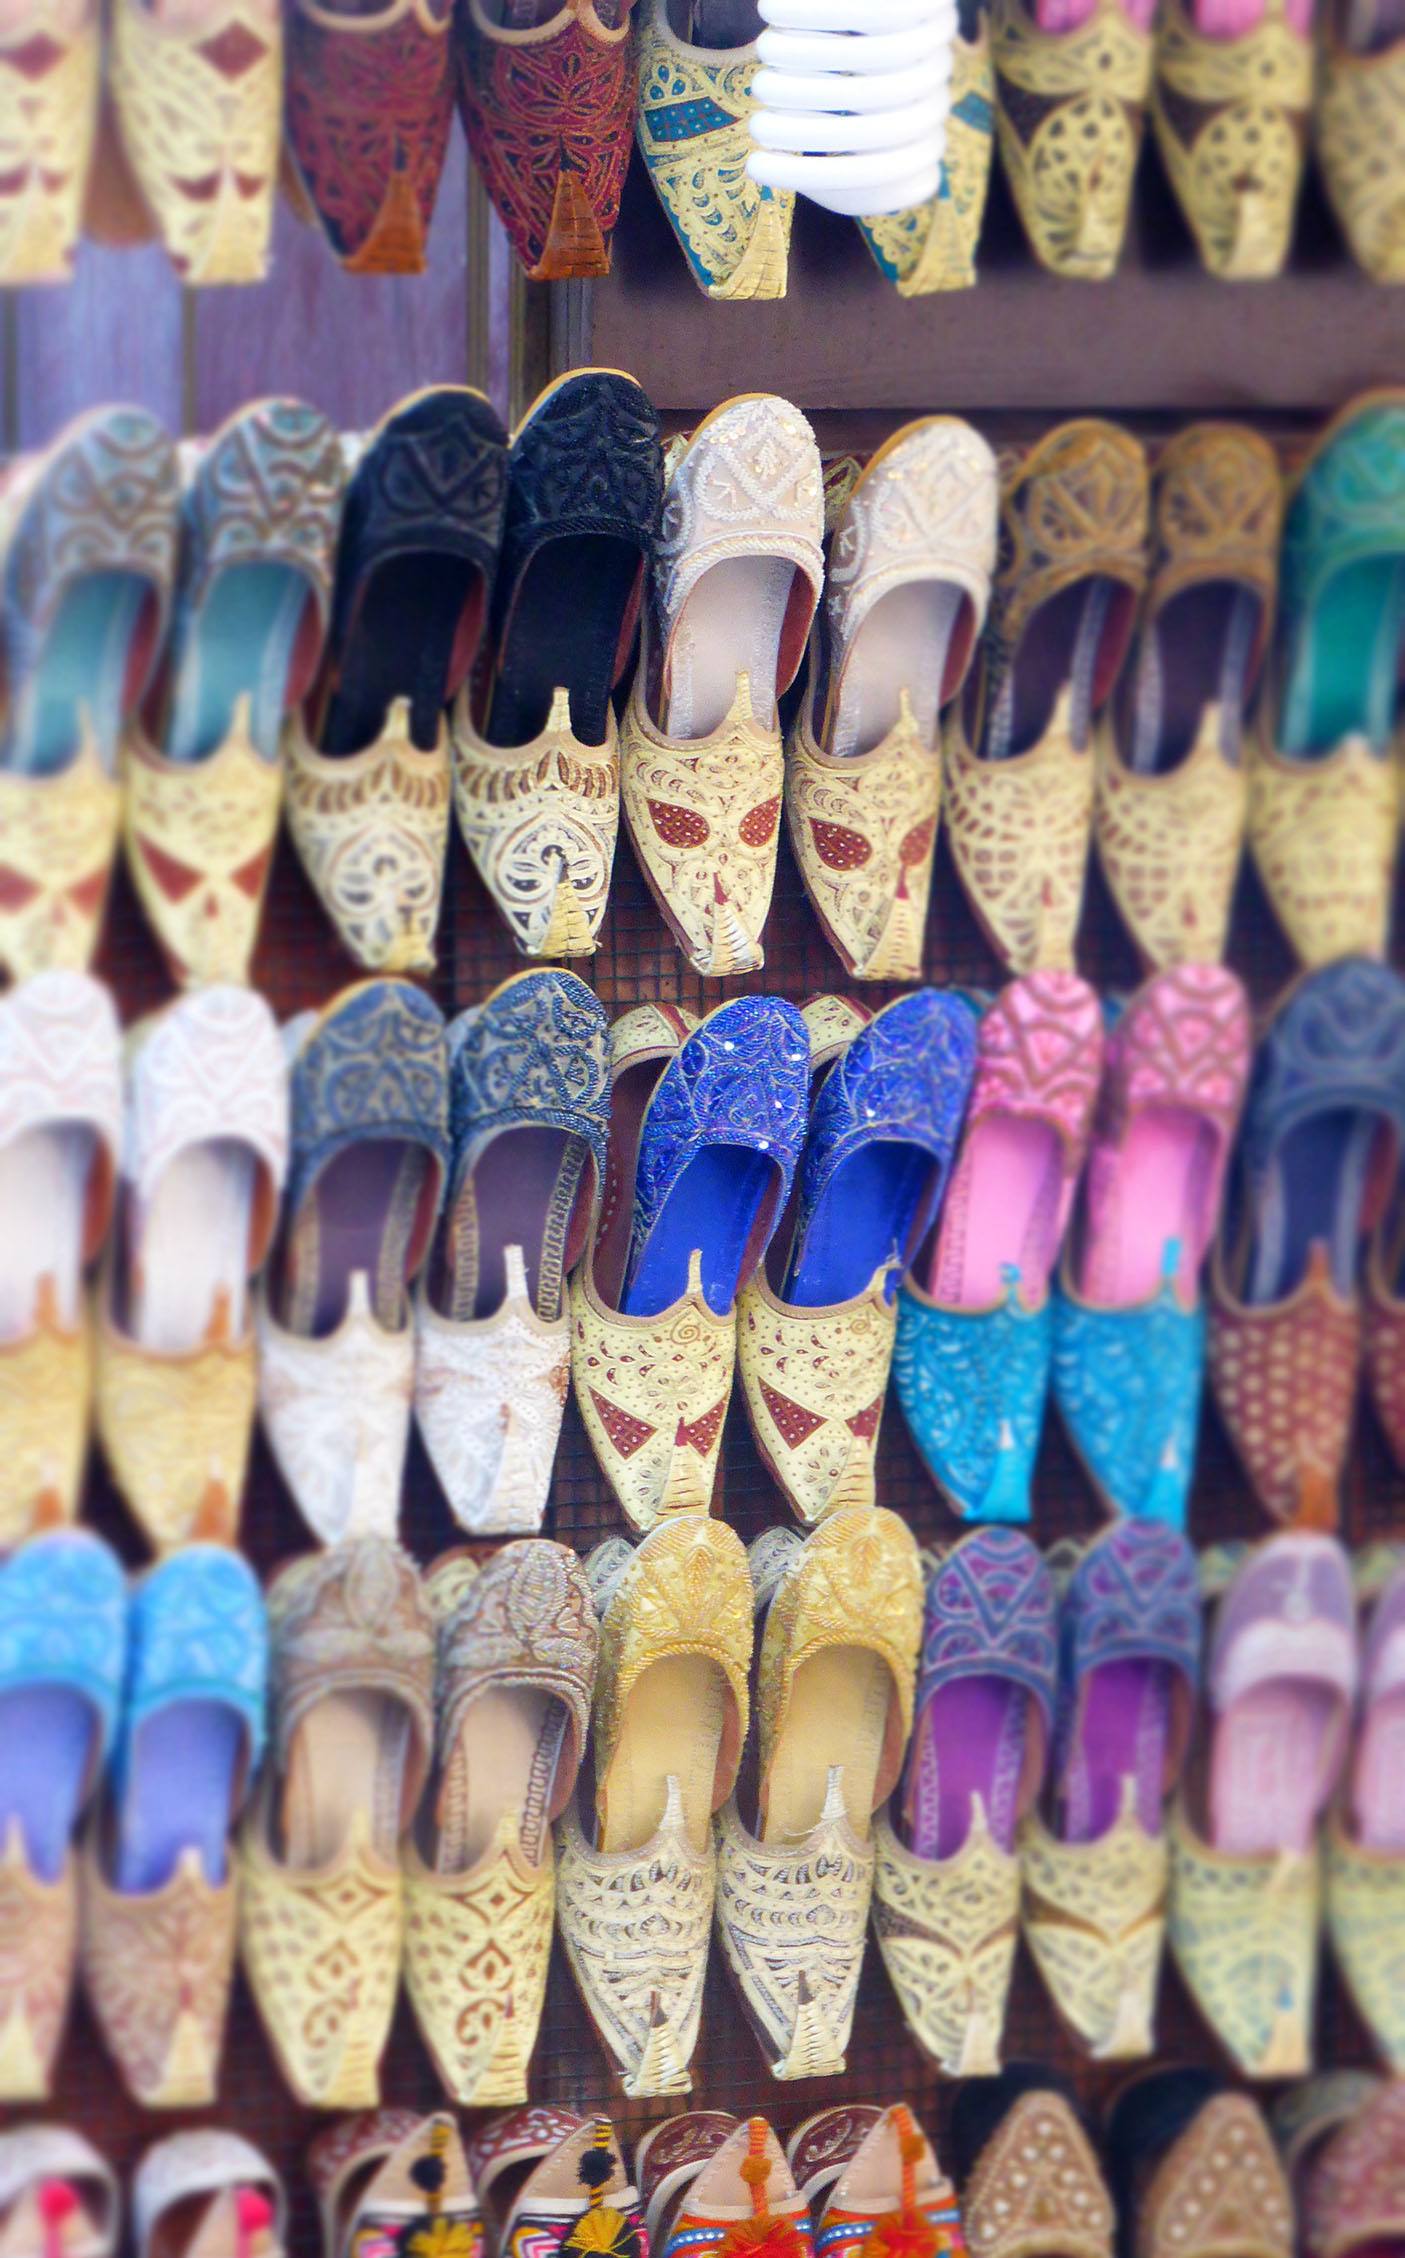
(788, 416), (997, 982)
(1152, 0), (1311, 278)
(311, 2112), (482, 2258)
(623, 394), (823, 977)
(286, 696), (451, 975)
(1109, 2075), (1294, 2258)
(453, 687), (619, 960)
(1326, 1553), (1405, 2071)
(1318, 1), (1405, 283)
(716, 1509), (922, 2080)
(0, 0), (99, 282)
(991, 0), (1152, 279)
(557, 1516), (752, 2097)
(958, 2081), (1114, 2258)
(948, 420), (1147, 975)
(404, 1544), (598, 2106)
(856, 28), (996, 293)
(1095, 423), (1280, 972)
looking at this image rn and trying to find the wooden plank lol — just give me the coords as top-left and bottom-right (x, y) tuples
(8, 238), (184, 448)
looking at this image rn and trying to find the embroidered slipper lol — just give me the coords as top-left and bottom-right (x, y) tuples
(635, 2111), (740, 2255)
(453, 371), (663, 959)
(0, 407), (179, 982)
(788, 2102), (963, 2258)
(557, 1515), (752, 2096)
(403, 1542), (598, 2104)
(955, 2075), (1114, 2258)
(1319, 5), (1405, 282)
(1301, 2081), (1405, 2258)
(96, 987), (287, 1554)
(259, 979), (449, 1546)
(1095, 425), (1282, 971)
(855, 21), (997, 294)
(1248, 393), (1405, 970)
(239, 1540), (434, 2108)
(739, 988), (978, 1524)
(1054, 964), (1250, 1527)
(895, 970), (1102, 1524)
(134, 2133), (282, 2258)
(1272, 2073), (1385, 2191)
(991, 0), (1152, 276)
(716, 1506), (921, 2079)
(0, 2127), (119, 2258)
(1169, 1530), (1357, 2078)
(1021, 1521), (1200, 2060)
(285, 0), (455, 272)
(124, 400), (345, 988)
(638, 2116), (812, 2258)
(1366, 1169), (1405, 1470)
(0, 0), (99, 284)
(787, 417), (997, 982)
(873, 1527), (1056, 2076)
(415, 970), (610, 1534)
(466, 2113), (644, 2258)
(1210, 958), (1405, 1530)
(0, 971), (121, 1548)
(623, 394), (824, 977)
(311, 2113), (482, 2258)
(1327, 1552), (1405, 2070)
(1107, 2073), (1293, 2258)
(946, 422), (1147, 976)
(1151, 0), (1312, 276)
(0, 1529), (126, 2103)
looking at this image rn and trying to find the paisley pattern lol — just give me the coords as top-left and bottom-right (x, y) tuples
(896, 1283), (1053, 1522)
(286, 0), (455, 271)
(636, 1), (793, 300)
(1053, 1277), (1207, 1527)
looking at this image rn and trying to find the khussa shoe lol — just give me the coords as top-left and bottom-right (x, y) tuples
(991, 0), (1153, 277)
(1152, 0), (1311, 277)
(285, 0), (455, 272)
(1052, 965), (1250, 1528)
(1319, 0), (1405, 280)
(291, 388), (508, 973)
(1249, 393), (1405, 971)
(1169, 1532), (1356, 2078)
(0, 1531), (125, 2103)
(1301, 2081), (1405, 2258)
(97, 988), (288, 1553)
(1095, 424), (1282, 972)
(1271, 2072), (1385, 2193)
(0, 971), (120, 1548)
(415, 971), (610, 1534)
(1326, 1553), (1405, 2070)
(556, 1517), (752, 2096)
(467, 2111), (645, 2258)
(894, 971), (1102, 1524)
(787, 2104), (963, 2258)
(1209, 959), (1405, 1530)
(1107, 2071), (1293, 2258)
(955, 2074), (1114, 2258)
(0, 408), (178, 982)
(1020, 1522), (1201, 2061)
(637, 0), (795, 299)
(239, 1540), (434, 2108)
(455, 371), (662, 959)
(259, 979), (449, 1545)
(856, 23), (997, 295)
(124, 399), (345, 988)
(716, 1507), (922, 2079)
(403, 1543), (598, 2105)
(946, 422), (1147, 976)
(788, 417), (997, 982)
(571, 995), (808, 1530)
(312, 2112), (482, 2258)
(739, 989), (978, 1525)
(0, 2127), (119, 2258)
(134, 2133), (283, 2258)
(639, 2115), (813, 2258)
(873, 1529), (1056, 2077)
(0, 0), (98, 282)
(623, 394), (824, 978)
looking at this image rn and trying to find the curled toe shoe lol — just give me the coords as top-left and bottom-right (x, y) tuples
(991, 0), (1152, 278)
(1326, 1554), (1405, 2071)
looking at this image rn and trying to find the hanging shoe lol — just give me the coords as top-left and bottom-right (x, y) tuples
(955, 2073), (1114, 2258)
(415, 970), (610, 1534)
(1318, 0), (1405, 281)
(466, 2112), (644, 2258)
(856, 9), (997, 295)
(1327, 1553), (1405, 2071)
(125, 399), (345, 988)
(1095, 423), (1281, 971)
(0, 2126), (119, 2258)
(739, 988), (978, 1524)
(639, 2115), (813, 2258)
(312, 2113), (481, 2258)
(622, 393), (823, 977)
(872, 1528), (1056, 2076)
(134, 2133), (283, 2258)
(1301, 2081), (1405, 2258)
(259, 979), (449, 1545)
(557, 1516), (752, 2097)
(787, 2103), (963, 2258)
(0, 407), (178, 982)
(1168, 1531), (1356, 2078)
(1021, 1521), (1200, 2060)
(946, 422), (1147, 976)
(991, 0), (1153, 276)
(715, 1507), (922, 2079)
(1152, 0), (1312, 277)
(0, 0), (99, 282)
(453, 369), (662, 959)
(1053, 964), (1250, 1527)
(403, 1542), (598, 2105)
(571, 994), (808, 1530)
(1107, 2071), (1293, 2258)
(788, 416), (997, 982)
(285, 0), (455, 272)
(1248, 393), (1405, 970)
(637, 0), (794, 299)
(894, 970), (1102, 1524)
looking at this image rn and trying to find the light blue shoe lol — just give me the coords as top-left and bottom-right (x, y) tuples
(894, 1269), (1053, 1523)
(1051, 1248), (1207, 1530)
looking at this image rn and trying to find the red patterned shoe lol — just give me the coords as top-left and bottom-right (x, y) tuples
(284, 0), (455, 274)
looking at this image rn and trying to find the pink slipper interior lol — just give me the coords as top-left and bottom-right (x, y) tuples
(1079, 1108), (1218, 1309)
(929, 1115), (1067, 1309)
(1354, 1687), (1405, 1851)
(1059, 1658), (1172, 1843)
(905, 1677), (1032, 1859)
(1210, 1680), (1340, 1856)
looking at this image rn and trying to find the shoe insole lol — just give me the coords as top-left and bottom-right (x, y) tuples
(1281, 555), (1405, 758)
(830, 580), (961, 760)
(1059, 1657), (1171, 1842)
(764, 1645), (890, 1840)
(0, 1124), (93, 1341)
(114, 1701), (242, 1892)
(131, 1141), (255, 1354)
(664, 555), (794, 741)
(0, 1685), (93, 1883)
(785, 1142), (937, 1309)
(1354, 1687), (1405, 1850)
(288, 1141), (428, 1335)
(598, 1653), (725, 1855)
(929, 1115), (1065, 1309)
(1209, 1678), (1338, 1855)
(622, 1144), (775, 1318)
(1079, 1109), (1217, 1308)
(438, 1687), (567, 1870)
(5, 573), (148, 780)
(1128, 584), (1259, 771)
(441, 1126), (586, 1323)
(489, 535), (642, 751)
(283, 1689), (411, 1867)
(166, 564), (310, 765)
(1247, 1109), (1381, 1304)
(904, 1675), (1029, 1859)
(986, 581), (1111, 760)
(323, 554), (480, 758)
(687, 0), (758, 38)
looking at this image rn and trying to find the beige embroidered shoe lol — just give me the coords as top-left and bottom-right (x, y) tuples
(0, 0), (99, 283)
(716, 1509), (922, 2080)
(452, 687), (620, 960)
(788, 417), (997, 982)
(311, 2113), (482, 2258)
(0, 2127), (119, 2258)
(1318, 1), (1405, 284)
(134, 2132), (284, 2258)
(992, 0), (1152, 278)
(286, 699), (452, 975)
(1152, 0), (1311, 280)
(404, 1544), (598, 2107)
(960, 2083), (1114, 2258)
(1109, 2077), (1293, 2258)
(557, 1517), (752, 2098)
(622, 395), (823, 978)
